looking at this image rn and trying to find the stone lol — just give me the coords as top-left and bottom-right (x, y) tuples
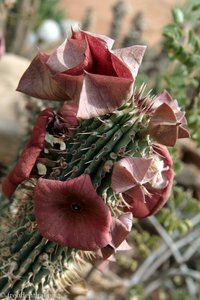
(0, 53), (30, 165)
(37, 19), (62, 43)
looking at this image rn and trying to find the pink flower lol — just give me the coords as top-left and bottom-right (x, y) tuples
(17, 30), (146, 119)
(34, 174), (112, 251)
(148, 91), (189, 146)
(2, 108), (54, 198)
(111, 145), (174, 218)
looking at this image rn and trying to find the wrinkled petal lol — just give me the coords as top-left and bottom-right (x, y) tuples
(153, 144), (173, 167)
(79, 30), (115, 49)
(34, 174), (112, 251)
(125, 168), (174, 218)
(149, 103), (179, 146)
(53, 73), (83, 100)
(149, 92), (190, 146)
(58, 101), (79, 126)
(178, 126), (190, 139)
(113, 45), (146, 78)
(101, 213), (132, 259)
(150, 103), (177, 125)
(111, 53), (133, 79)
(111, 157), (152, 193)
(17, 53), (68, 100)
(124, 185), (146, 203)
(85, 34), (117, 76)
(124, 145), (174, 218)
(77, 71), (133, 119)
(47, 38), (89, 72)
(152, 90), (174, 110)
(119, 212), (133, 232)
(2, 108), (54, 198)
(149, 124), (178, 147)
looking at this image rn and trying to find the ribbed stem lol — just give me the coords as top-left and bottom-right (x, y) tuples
(0, 103), (152, 297)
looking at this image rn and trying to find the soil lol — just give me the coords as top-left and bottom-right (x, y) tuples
(59, 0), (184, 46)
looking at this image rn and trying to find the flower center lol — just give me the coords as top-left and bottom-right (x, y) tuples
(148, 156), (167, 189)
(71, 203), (82, 212)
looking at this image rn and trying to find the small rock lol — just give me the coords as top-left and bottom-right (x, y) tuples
(175, 164), (200, 188)
(179, 139), (200, 168)
(0, 54), (30, 165)
(37, 19), (62, 43)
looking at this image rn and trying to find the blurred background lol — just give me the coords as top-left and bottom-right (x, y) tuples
(1, 0), (200, 299)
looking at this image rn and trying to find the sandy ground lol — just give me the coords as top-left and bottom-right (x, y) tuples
(59, 0), (184, 46)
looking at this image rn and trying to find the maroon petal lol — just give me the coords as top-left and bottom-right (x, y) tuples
(85, 34), (117, 76)
(72, 31), (132, 79)
(113, 45), (146, 78)
(150, 103), (177, 125)
(149, 103), (178, 147)
(124, 145), (174, 218)
(17, 53), (68, 100)
(124, 185), (146, 203)
(124, 192), (155, 218)
(47, 38), (88, 72)
(2, 108), (54, 198)
(101, 213), (132, 259)
(77, 71), (133, 119)
(153, 143), (173, 167)
(58, 101), (78, 126)
(125, 167), (174, 218)
(111, 53), (133, 79)
(34, 174), (112, 251)
(111, 157), (152, 193)
(53, 73), (83, 100)
(152, 90), (174, 110)
(111, 212), (132, 248)
(178, 126), (190, 139)
(150, 124), (178, 147)
(76, 30), (115, 49)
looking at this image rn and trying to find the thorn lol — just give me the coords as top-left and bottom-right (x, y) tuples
(81, 147), (91, 151)
(77, 132), (93, 135)
(97, 117), (107, 124)
(64, 169), (74, 178)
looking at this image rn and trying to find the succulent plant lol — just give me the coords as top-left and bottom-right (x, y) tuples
(0, 30), (189, 299)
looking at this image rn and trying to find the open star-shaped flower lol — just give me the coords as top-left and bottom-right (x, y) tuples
(34, 174), (112, 251)
(111, 145), (174, 218)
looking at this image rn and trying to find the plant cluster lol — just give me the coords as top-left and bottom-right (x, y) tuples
(0, 29), (190, 299)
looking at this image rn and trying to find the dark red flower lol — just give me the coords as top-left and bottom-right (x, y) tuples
(17, 30), (146, 119)
(47, 101), (78, 137)
(111, 145), (174, 218)
(148, 91), (189, 146)
(34, 174), (112, 251)
(2, 108), (54, 198)
(58, 101), (79, 127)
